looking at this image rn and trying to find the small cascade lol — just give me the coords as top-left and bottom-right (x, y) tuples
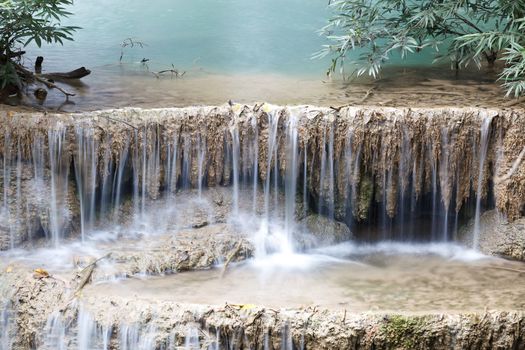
(284, 112), (299, 242)
(263, 110), (280, 222)
(0, 106), (518, 251)
(43, 311), (67, 350)
(230, 125), (241, 216)
(473, 116), (494, 249)
(74, 126), (99, 241)
(251, 114), (259, 213)
(0, 302), (13, 350)
(47, 124), (72, 246)
(183, 327), (201, 349)
(77, 305), (96, 350)
(439, 127), (450, 241)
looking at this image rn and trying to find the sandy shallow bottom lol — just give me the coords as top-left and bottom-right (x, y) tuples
(6, 65), (511, 112)
(83, 243), (525, 314)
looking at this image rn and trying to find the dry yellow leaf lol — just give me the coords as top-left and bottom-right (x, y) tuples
(262, 104), (272, 113)
(5, 266), (13, 273)
(33, 268), (50, 278)
(232, 104), (242, 113)
(230, 303), (257, 310)
(240, 304), (256, 310)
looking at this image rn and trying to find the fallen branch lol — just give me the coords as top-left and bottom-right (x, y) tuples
(78, 252), (111, 277)
(360, 86), (376, 103)
(60, 253), (111, 312)
(99, 115), (139, 130)
(34, 75), (76, 98)
(330, 104), (352, 112)
(485, 266), (525, 274)
(377, 90), (464, 96)
(220, 240), (243, 278)
(13, 62), (76, 98)
(6, 51), (26, 59)
(495, 145), (525, 183)
(41, 67), (91, 80)
(151, 68), (186, 79)
(503, 96), (525, 108)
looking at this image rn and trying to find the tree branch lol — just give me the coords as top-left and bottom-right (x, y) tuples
(12, 61), (76, 98)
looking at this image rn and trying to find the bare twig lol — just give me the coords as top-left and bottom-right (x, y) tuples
(78, 252), (111, 276)
(220, 240), (243, 278)
(503, 96), (525, 107)
(484, 266), (525, 274)
(34, 75), (75, 98)
(60, 253), (111, 312)
(360, 86), (376, 103)
(120, 38), (147, 62)
(330, 104), (351, 112)
(13, 61), (76, 98)
(151, 64), (186, 79)
(496, 145), (525, 183)
(378, 90), (464, 96)
(99, 115), (139, 130)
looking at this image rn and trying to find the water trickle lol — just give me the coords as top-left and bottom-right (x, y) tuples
(112, 137), (131, 223)
(77, 305), (96, 350)
(43, 311), (67, 350)
(74, 126), (99, 241)
(0, 302), (13, 350)
(230, 125), (241, 216)
(197, 134), (207, 198)
(473, 116), (494, 249)
(263, 110), (280, 222)
(284, 113), (299, 240)
(48, 124), (71, 246)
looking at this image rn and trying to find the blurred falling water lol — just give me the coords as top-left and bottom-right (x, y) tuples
(473, 116), (494, 249)
(0, 108), (502, 252)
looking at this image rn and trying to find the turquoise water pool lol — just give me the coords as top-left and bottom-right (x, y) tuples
(18, 0), (499, 110)
(27, 0), (329, 75)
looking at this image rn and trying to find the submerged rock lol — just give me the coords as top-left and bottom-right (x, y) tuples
(88, 223), (255, 280)
(459, 209), (525, 261)
(299, 214), (353, 247)
(2, 271), (525, 350)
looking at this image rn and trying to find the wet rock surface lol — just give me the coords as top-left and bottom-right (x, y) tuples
(298, 214), (353, 247)
(0, 164), (79, 250)
(1, 267), (525, 350)
(91, 223), (254, 280)
(459, 210), (525, 261)
(0, 105), (524, 349)
(0, 105), (524, 249)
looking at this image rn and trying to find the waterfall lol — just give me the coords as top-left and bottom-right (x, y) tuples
(251, 114), (259, 213)
(77, 305), (95, 350)
(197, 134), (207, 198)
(74, 126), (99, 241)
(48, 124), (70, 246)
(263, 110), (280, 222)
(0, 302), (13, 350)
(473, 116), (494, 249)
(0, 106), (510, 251)
(112, 137), (130, 223)
(230, 125), (240, 216)
(284, 113), (298, 240)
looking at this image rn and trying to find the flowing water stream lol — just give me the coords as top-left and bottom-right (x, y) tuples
(0, 105), (522, 349)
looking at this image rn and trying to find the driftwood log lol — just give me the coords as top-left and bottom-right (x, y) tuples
(35, 57), (91, 80)
(10, 56), (91, 99)
(41, 67), (91, 80)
